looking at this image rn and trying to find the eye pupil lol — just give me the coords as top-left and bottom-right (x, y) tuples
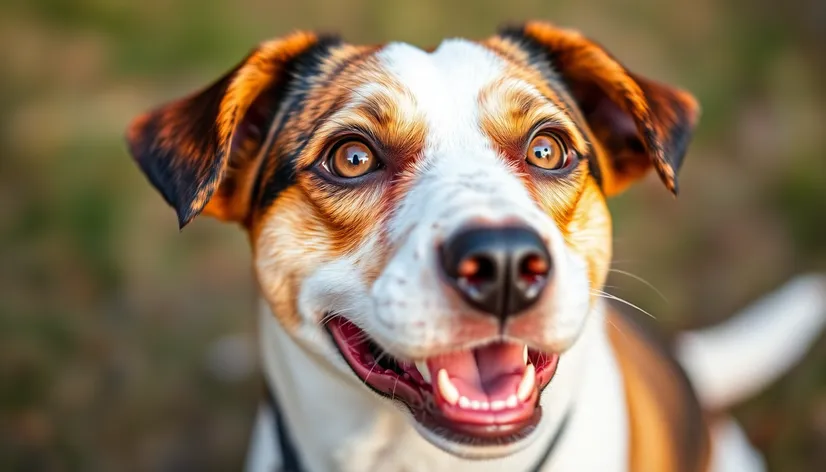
(348, 151), (365, 166)
(345, 146), (371, 167)
(329, 140), (379, 178)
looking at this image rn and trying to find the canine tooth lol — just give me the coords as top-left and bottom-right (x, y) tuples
(470, 400), (481, 410)
(505, 394), (518, 408)
(523, 345), (529, 364)
(517, 364), (536, 402)
(437, 369), (460, 406)
(458, 396), (471, 409)
(491, 400), (506, 411)
(415, 361), (431, 383)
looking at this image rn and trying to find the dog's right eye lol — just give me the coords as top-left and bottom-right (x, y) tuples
(525, 133), (571, 171)
(326, 139), (380, 179)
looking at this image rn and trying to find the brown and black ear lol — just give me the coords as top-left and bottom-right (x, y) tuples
(499, 21), (700, 196)
(126, 31), (338, 228)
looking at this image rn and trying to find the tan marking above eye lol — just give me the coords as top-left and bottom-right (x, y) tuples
(329, 139), (379, 178)
(526, 133), (568, 170)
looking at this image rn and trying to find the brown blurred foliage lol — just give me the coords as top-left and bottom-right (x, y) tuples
(1, 0), (824, 470)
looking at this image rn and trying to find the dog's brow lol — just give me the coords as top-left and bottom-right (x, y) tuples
(295, 86), (427, 169)
(478, 78), (588, 156)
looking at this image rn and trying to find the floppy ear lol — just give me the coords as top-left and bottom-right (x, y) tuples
(500, 22), (700, 196)
(126, 31), (337, 227)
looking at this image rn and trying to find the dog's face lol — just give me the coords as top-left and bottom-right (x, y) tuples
(127, 22), (697, 458)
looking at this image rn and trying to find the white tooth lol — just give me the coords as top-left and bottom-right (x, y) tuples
(481, 401), (490, 411)
(506, 394), (518, 408)
(517, 364), (536, 402)
(416, 361), (431, 383)
(458, 396), (471, 409)
(523, 345), (529, 364)
(437, 369), (459, 406)
(491, 400), (506, 411)
(470, 400), (481, 410)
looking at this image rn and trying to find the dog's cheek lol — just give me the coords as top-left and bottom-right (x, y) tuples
(563, 179), (612, 297)
(299, 175), (391, 259)
(252, 187), (339, 329)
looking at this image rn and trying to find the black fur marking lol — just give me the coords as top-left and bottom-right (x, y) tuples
(253, 36), (344, 210)
(659, 92), (692, 173)
(499, 26), (562, 80)
(128, 67), (237, 228)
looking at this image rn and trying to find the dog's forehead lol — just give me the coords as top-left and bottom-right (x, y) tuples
(376, 39), (507, 113)
(373, 39), (530, 149)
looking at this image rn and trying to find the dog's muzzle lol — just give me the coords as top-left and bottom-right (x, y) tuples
(324, 222), (562, 449)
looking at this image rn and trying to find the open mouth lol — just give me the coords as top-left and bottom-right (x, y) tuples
(326, 316), (560, 446)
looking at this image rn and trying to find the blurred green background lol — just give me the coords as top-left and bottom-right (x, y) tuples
(1, 0), (824, 470)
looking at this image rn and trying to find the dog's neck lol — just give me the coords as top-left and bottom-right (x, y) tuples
(255, 300), (628, 472)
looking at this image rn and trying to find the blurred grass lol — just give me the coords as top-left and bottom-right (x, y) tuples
(1, 0), (824, 470)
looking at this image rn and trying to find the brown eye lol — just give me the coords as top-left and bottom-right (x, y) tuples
(329, 140), (379, 178)
(526, 133), (569, 170)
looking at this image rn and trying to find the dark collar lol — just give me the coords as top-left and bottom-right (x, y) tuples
(528, 410), (572, 472)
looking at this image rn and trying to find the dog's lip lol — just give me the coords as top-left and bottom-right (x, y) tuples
(325, 316), (560, 445)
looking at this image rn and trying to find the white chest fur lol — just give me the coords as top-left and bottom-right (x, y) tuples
(248, 300), (628, 472)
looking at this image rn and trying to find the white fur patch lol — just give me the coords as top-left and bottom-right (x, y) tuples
(363, 40), (591, 359)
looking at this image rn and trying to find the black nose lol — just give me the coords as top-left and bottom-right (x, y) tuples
(440, 226), (552, 322)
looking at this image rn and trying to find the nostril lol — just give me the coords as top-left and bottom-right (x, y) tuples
(456, 255), (496, 286)
(515, 252), (551, 301)
(518, 253), (550, 282)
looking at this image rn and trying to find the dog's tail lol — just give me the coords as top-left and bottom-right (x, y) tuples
(674, 274), (826, 411)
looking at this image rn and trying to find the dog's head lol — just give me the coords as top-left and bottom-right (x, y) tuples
(127, 22), (698, 458)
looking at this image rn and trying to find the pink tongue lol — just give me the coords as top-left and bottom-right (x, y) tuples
(427, 342), (526, 402)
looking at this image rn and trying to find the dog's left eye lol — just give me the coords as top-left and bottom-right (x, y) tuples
(327, 139), (380, 178)
(525, 133), (572, 171)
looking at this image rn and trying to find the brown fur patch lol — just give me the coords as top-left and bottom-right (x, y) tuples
(560, 178), (612, 294)
(608, 309), (712, 472)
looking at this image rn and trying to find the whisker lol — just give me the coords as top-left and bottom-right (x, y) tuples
(391, 374), (400, 401)
(606, 259), (641, 267)
(364, 351), (388, 385)
(317, 312), (408, 368)
(319, 313), (338, 326)
(343, 333), (372, 345)
(591, 289), (657, 320)
(608, 268), (668, 304)
(318, 308), (366, 327)
(605, 318), (629, 343)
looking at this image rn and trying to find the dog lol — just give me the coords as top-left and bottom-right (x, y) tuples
(126, 21), (826, 471)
